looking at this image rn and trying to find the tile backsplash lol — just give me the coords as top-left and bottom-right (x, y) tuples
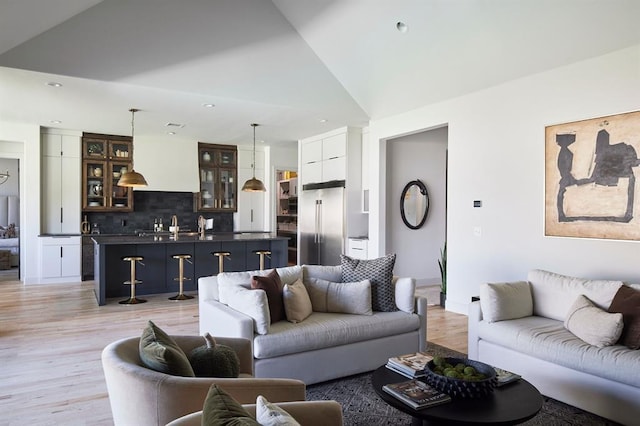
(83, 191), (233, 234)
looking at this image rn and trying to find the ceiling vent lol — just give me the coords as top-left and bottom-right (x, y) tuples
(165, 122), (185, 128)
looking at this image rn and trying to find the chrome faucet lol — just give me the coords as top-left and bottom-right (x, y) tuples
(198, 215), (206, 238)
(171, 214), (179, 238)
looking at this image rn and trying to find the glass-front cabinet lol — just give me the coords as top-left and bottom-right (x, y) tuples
(82, 133), (133, 211)
(197, 143), (237, 212)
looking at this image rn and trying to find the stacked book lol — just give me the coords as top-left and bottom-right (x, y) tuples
(386, 352), (433, 379)
(382, 379), (451, 409)
(494, 367), (521, 387)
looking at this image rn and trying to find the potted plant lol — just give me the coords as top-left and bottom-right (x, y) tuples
(438, 243), (446, 307)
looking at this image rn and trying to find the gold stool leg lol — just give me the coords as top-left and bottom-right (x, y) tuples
(120, 259), (146, 304)
(170, 256), (193, 300)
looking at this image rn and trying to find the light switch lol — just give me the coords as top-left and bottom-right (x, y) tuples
(473, 226), (482, 237)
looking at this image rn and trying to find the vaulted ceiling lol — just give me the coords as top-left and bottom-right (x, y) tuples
(1, 0), (638, 146)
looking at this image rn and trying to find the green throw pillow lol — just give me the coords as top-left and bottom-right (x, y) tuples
(188, 333), (240, 377)
(202, 384), (259, 426)
(138, 320), (195, 377)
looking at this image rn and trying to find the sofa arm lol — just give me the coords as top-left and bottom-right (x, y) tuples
(414, 295), (428, 352)
(167, 400), (343, 426)
(199, 299), (254, 341)
(467, 300), (482, 360)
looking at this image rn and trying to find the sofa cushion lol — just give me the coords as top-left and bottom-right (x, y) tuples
(564, 295), (623, 347)
(202, 384), (259, 426)
(282, 279), (313, 323)
(218, 266), (301, 304)
(479, 281), (533, 323)
(341, 253), (397, 312)
(253, 311), (419, 359)
(305, 277), (372, 315)
(527, 269), (623, 321)
(226, 286), (270, 335)
(252, 269), (285, 323)
(256, 395), (300, 426)
(139, 320), (195, 377)
(302, 264), (342, 283)
(608, 285), (640, 349)
(477, 316), (640, 388)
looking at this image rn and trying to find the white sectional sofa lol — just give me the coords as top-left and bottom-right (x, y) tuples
(198, 264), (427, 385)
(468, 269), (640, 426)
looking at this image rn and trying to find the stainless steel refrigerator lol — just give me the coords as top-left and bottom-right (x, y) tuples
(299, 182), (345, 265)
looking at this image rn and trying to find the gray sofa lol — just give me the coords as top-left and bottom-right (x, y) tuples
(198, 265), (427, 385)
(468, 269), (640, 426)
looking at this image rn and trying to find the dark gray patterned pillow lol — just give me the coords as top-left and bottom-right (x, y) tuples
(341, 253), (397, 312)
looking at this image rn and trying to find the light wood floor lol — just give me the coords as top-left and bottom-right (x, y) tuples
(0, 279), (467, 425)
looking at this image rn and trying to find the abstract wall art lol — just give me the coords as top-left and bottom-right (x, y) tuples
(545, 110), (640, 240)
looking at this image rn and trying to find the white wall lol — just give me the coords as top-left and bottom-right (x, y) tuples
(386, 128), (447, 285)
(369, 44), (640, 314)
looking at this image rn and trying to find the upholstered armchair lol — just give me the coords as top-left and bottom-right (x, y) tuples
(166, 400), (344, 426)
(101, 335), (306, 426)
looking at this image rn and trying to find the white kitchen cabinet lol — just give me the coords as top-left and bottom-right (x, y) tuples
(39, 236), (81, 282)
(347, 238), (369, 259)
(235, 147), (266, 231)
(41, 130), (81, 234)
(299, 128), (359, 186)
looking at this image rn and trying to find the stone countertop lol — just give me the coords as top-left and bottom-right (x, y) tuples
(91, 232), (288, 245)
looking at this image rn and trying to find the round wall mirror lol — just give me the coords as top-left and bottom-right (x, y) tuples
(400, 179), (429, 229)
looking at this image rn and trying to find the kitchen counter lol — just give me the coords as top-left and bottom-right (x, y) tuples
(92, 232), (289, 305)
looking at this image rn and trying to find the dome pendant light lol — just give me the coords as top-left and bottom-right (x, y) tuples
(242, 123), (266, 192)
(118, 108), (148, 187)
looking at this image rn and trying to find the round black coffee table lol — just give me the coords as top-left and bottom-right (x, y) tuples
(372, 365), (543, 425)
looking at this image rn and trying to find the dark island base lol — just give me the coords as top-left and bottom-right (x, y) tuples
(93, 233), (288, 305)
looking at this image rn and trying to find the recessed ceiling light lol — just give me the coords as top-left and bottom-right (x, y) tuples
(50, 120), (62, 124)
(396, 21), (408, 33)
(202, 103), (215, 108)
(319, 119), (328, 123)
(167, 131), (176, 135)
(46, 82), (63, 87)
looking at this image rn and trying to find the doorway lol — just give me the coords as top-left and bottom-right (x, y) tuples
(275, 170), (298, 265)
(0, 158), (20, 281)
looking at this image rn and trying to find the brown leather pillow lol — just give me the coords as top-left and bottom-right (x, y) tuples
(608, 285), (640, 349)
(251, 269), (285, 323)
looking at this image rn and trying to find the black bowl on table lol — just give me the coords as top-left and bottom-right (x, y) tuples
(424, 357), (497, 398)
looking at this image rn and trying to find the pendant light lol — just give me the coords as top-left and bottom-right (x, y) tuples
(242, 123), (266, 192)
(118, 108), (148, 187)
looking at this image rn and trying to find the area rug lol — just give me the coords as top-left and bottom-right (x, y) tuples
(306, 342), (620, 426)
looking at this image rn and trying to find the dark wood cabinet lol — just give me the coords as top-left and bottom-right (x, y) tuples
(197, 143), (237, 212)
(82, 133), (134, 212)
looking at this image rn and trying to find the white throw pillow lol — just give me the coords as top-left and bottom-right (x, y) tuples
(255, 395), (300, 426)
(395, 277), (416, 314)
(302, 264), (342, 283)
(225, 286), (270, 335)
(282, 279), (313, 323)
(564, 295), (623, 347)
(479, 281), (533, 323)
(527, 269), (623, 321)
(305, 278), (372, 315)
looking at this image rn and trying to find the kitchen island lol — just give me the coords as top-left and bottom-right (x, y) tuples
(92, 232), (289, 305)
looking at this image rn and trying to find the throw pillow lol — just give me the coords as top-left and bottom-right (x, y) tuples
(341, 253), (397, 312)
(138, 320), (195, 377)
(202, 384), (259, 426)
(608, 285), (640, 349)
(282, 278), (313, 323)
(255, 395), (301, 426)
(305, 278), (372, 315)
(217, 266), (302, 304)
(479, 281), (533, 323)
(564, 295), (623, 347)
(225, 286), (271, 335)
(252, 269), (285, 323)
(188, 333), (240, 378)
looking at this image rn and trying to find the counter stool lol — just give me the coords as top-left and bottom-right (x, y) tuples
(120, 256), (146, 305)
(253, 250), (271, 270)
(212, 251), (231, 273)
(169, 254), (194, 300)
